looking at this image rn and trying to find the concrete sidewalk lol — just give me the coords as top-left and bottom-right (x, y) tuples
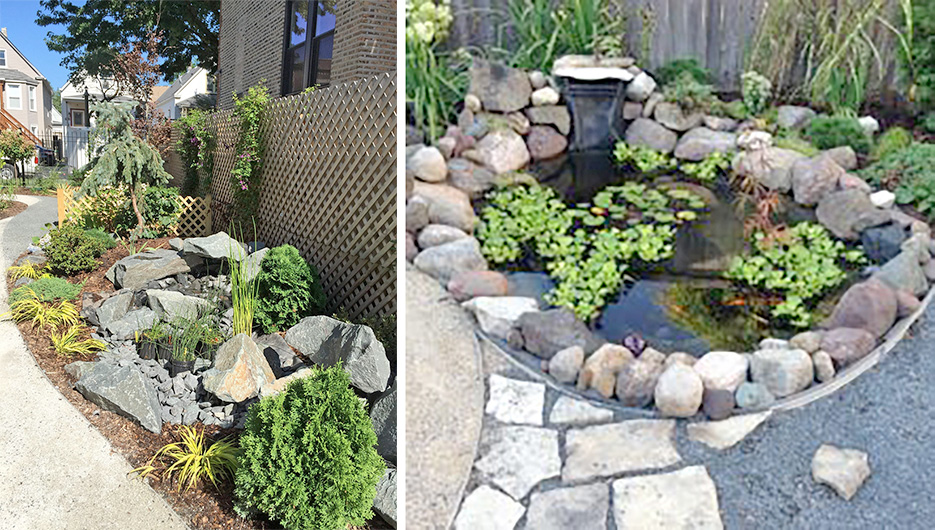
(0, 196), (188, 530)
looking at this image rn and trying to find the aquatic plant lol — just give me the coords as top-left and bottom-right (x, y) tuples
(612, 141), (677, 173)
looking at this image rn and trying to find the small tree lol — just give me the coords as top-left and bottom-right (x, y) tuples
(111, 30), (173, 155)
(81, 102), (170, 235)
(0, 129), (35, 168)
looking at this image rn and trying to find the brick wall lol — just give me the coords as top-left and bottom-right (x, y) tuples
(217, 0), (396, 110)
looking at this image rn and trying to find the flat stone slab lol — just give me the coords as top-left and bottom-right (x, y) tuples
(687, 412), (772, 450)
(812, 444), (871, 500)
(485, 374), (545, 425)
(549, 396), (614, 426)
(474, 425), (561, 500)
(453, 485), (525, 530)
(612, 466), (723, 529)
(563, 419), (681, 482)
(525, 483), (610, 530)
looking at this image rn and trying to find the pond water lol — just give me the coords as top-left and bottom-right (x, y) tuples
(520, 150), (817, 354)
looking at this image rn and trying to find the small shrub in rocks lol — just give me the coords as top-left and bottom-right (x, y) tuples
(805, 115), (872, 154)
(255, 245), (326, 334)
(43, 224), (107, 275)
(234, 364), (384, 530)
(10, 276), (81, 304)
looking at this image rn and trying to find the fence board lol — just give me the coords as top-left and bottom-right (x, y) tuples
(209, 72), (397, 320)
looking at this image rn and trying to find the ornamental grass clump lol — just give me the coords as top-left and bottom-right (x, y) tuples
(227, 230), (260, 335)
(234, 364), (385, 530)
(254, 245), (326, 334)
(133, 425), (240, 492)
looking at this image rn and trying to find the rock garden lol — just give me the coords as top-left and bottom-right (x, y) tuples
(7, 96), (397, 530)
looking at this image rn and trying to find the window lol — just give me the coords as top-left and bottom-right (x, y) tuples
(6, 83), (21, 110)
(70, 108), (87, 128)
(0, 50), (6, 67)
(282, 1), (335, 95)
(28, 86), (36, 111)
(30, 125), (37, 136)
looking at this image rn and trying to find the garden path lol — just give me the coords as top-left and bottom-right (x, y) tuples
(0, 195), (188, 530)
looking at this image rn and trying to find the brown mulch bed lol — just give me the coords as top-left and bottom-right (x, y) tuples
(11, 240), (391, 530)
(0, 200), (27, 220)
(13, 188), (57, 197)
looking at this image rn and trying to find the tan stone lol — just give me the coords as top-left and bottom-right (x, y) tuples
(202, 334), (275, 403)
(576, 344), (634, 398)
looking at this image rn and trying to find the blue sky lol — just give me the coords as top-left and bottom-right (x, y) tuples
(0, 0), (71, 90)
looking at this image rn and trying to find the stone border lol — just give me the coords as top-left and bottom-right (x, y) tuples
(474, 281), (935, 418)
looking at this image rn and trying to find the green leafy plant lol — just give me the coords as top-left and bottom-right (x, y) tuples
(230, 84), (270, 227)
(478, 182), (706, 319)
(774, 134), (821, 157)
(872, 126), (914, 160)
(50, 324), (107, 358)
(612, 141), (677, 173)
(80, 102), (171, 236)
(43, 224), (108, 275)
(805, 115), (872, 154)
(234, 364), (384, 530)
(255, 245), (326, 334)
(133, 425), (239, 491)
(662, 71), (716, 111)
(860, 143), (935, 218)
(174, 109), (215, 197)
(83, 228), (117, 250)
(923, 112), (935, 133)
(0, 180), (15, 210)
(657, 57), (712, 86)
(0, 129), (34, 168)
(741, 71), (772, 116)
(902, 0), (933, 107)
(725, 222), (865, 327)
(10, 276), (81, 304)
(680, 151), (731, 183)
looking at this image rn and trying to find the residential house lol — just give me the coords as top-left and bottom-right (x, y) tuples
(153, 66), (216, 119)
(216, 0), (395, 109)
(60, 77), (136, 169)
(0, 27), (54, 147)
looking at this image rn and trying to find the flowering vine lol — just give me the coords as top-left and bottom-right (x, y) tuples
(230, 83), (270, 225)
(174, 109), (214, 197)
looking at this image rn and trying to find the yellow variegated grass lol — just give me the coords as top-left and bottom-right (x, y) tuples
(132, 425), (240, 491)
(7, 262), (50, 281)
(50, 325), (107, 358)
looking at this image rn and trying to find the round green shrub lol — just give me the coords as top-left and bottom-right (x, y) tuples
(254, 245), (326, 334)
(234, 365), (385, 530)
(657, 58), (712, 85)
(804, 115), (872, 154)
(43, 224), (107, 275)
(83, 228), (117, 250)
(872, 127), (913, 160)
(10, 276), (81, 304)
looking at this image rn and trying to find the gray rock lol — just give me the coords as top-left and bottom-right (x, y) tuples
(873, 251), (928, 296)
(411, 181), (476, 233)
(896, 289), (922, 317)
(548, 396), (614, 426)
(615, 357), (665, 407)
(792, 155), (846, 206)
(673, 127), (737, 161)
(733, 147), (807, 192)
(750, 348), (814, 397)
(531, 86), (560, 106)
(104, 308), (157, 340)
(447, 270), (509, 301)
(643, 92), (664, 117)
(548, 345), (584, 384)
(821, 327), (876, 366)
(528, 71), (547, 89)
(64, 360), (96, 380)
(703, 115), (738, 131)
(625, 118), (678, 153)
(168, 238), (183, 251)
(518, 308), (603, 359)
(243, 247), (269, 284)
(525, 483), (609, 530)
(416, 224), (469, 249)
(578, 344), (634, 398)
(75, 363), (163, 433)
(446, 158), (497, 198)
(703, 388), (735, 420)
(407, 145), (447, 183)
(201, 334), (276, 403)
(469, 59), (532, 113)
(776, 105), (816, 129)
(813, 350), (836, 382)
(105, 249), (191, 290)
(816, 189), (888, 240)
(790, 331), (824, 353)
(861, 223), (908, 263)
(182, 231), (247, 261)
(826, 279), (897, 339)
(654, 363), (704, 417)
(95, 291), (133, 328)
(654, 102), (704, 131)
(812, 444), (871, 500)
(405, 196), (430, 232)
(373, 468), (397, 528)
(563, 420), (680, 481)
(146, 289), (211, 321)
(370, 382), (397, 464)
(626, 72), (657, 101)
(462, 296), (539, 341)
(285, 316), (391, 394)
(255, 333), (303, 378)
(859, 115), (880, 135)
(612, 466), (724, 528)
(525, 125), (568, 160)
(735, 381), (776, 409)
(622, 101), (643, 120)
(824, 146), (858, 170)
(692, 351), (749, 392)
(413, 237), (487, 284)
(485, 374), (545, 426)
(465, 128), (530, 174)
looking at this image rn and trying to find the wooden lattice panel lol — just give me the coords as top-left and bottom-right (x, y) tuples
(208, 72), (397, 320)
(58, 187), (213, 238)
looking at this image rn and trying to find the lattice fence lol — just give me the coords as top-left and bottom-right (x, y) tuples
(210, 72), (397, 320)
(57, 187), (213, 238)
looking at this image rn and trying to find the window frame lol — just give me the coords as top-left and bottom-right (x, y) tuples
(6, 83), (22, 110)
(28, 85), (36, 111)
(281, 0), (335, 95)
(70, 108), (87, 128)
(0, 50), (6, 67)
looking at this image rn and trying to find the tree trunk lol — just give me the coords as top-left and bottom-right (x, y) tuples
(130, 190), (145, 234)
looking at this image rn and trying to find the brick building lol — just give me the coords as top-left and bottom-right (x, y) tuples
(216, 0), (396, 110)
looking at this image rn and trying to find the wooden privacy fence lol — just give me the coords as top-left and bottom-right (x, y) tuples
(57, 186), (213, 238)
(210, 72), (397, 320)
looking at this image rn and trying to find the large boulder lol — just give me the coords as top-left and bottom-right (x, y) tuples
(792, 155), (845, 206)
(94, 291), (133, 328)
(821, 328), (876, 366)
(776, 105), (816, 129)
(413, 237), (488, 283)
(182, 231), (247, 261)
(733, 147), (807, 192)
(816, 189), (889, 241)
(673, 127), (737, 161)
(517, 308), (604, 359)
(411, 182), (476, 233)
(407, 145), (448, 183)
(105, 249), (191, 290)
(625, 118), (678, 153)
(75, 363), (163, 433)
(374, 468), (397, 528)
(447, 270), (509, 301)
(826, 280), (897, 339)
(465, 129), (531, 174)
(860, 223), (908, 263)
(285, 316), (391, 394)
(202, 334), (276, 403)
(146, 289), (211, 321)
(654, 363), (703, 417)
(255, 333), (304, 378)
(749, 348), (814, 398)
(654, 102), (703, 132)
(525, 106), (571, 135)
(370, 382), (397, 464)
(625, 72), (657, 101)
(873, 251), (929, 296)
(469, 60), (533, 113)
